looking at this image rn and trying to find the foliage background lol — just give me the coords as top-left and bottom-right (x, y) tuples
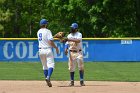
(0, 0), (139, 38)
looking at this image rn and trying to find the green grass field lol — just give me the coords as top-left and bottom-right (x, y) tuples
(0, 62), (140, 82)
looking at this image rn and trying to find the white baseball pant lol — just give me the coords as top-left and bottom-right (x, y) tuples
(38, 48), (55, 70)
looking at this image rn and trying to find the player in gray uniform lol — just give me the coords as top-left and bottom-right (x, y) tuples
(65, 23), (85, 86)
(37, 19), (59, 87)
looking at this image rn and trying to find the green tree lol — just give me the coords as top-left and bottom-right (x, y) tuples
(136, 0), (140, 34)
(45, 0), (93, 37)
(88, 0), (136, 37)
(0, 0), (12, 37)
(0, 0), (137, 38)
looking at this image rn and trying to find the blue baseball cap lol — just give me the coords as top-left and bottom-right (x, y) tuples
(40, 19), (48, 26)
(70, 23), (78, 29)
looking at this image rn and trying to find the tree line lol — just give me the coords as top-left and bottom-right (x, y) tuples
(0, 0), (139, 38)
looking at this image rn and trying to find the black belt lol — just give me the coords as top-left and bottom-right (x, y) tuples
(39, 47), (50, 49)
(70, 50), (81, 52)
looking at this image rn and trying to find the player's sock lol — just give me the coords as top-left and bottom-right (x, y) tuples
(43, 70), (48, 78)
(47, 68), (53, 80)
(79, 70), (84, 81)
(70, 72), (74, 81)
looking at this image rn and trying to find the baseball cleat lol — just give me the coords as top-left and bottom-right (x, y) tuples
(45, 79), (52, 87)
(80, 81), (85, 86)
(69, 81), (74, 86)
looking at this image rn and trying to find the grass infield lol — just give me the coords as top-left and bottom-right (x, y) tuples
(0, 62), (140, 81)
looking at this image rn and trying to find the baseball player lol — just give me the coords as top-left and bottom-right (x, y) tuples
(37, 19), (59, 87)
(65, 23), (85, 86)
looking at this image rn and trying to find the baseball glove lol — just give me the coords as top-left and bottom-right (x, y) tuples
(53, 32), (68, 43)
(53, 32), (65, 38)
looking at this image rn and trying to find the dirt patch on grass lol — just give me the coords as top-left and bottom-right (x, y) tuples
(0, 81), (140, 93)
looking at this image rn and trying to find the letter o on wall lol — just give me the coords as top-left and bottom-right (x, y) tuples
(16, 41), (27, 58)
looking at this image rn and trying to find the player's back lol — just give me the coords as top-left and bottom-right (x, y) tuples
(37, 28), (52, 48)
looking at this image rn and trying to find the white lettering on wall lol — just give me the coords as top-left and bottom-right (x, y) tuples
(3, 41), (14, 59)
(121, 40), (132, 44)
(28, 42), (38, 58)
(16, 41), (27, 58)
(2, 41), (89, 60)
(83, 42), (89, 58)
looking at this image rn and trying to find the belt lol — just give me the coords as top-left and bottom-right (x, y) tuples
(70, 50), (81, 52)
(39, 47), (50, 49)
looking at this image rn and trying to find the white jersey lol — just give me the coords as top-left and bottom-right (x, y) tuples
(37, 28), (53, 48)
(67, 32), (82, 50)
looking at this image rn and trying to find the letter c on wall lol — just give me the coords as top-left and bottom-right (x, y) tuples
(3, 41), (14, 59)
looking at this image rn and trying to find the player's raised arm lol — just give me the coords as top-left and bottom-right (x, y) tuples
(47, 29), (59, 54)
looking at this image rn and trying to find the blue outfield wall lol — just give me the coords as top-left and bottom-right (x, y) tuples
(0, 38), (140, 62)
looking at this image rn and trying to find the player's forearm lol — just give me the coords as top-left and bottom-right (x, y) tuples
(68, 38), (80, 43)
(49, 40), (57, 48)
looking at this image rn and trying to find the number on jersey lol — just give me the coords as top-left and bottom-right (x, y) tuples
(39, 33), (42, 41)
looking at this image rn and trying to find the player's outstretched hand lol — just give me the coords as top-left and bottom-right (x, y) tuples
(65, 49), (68, 55)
